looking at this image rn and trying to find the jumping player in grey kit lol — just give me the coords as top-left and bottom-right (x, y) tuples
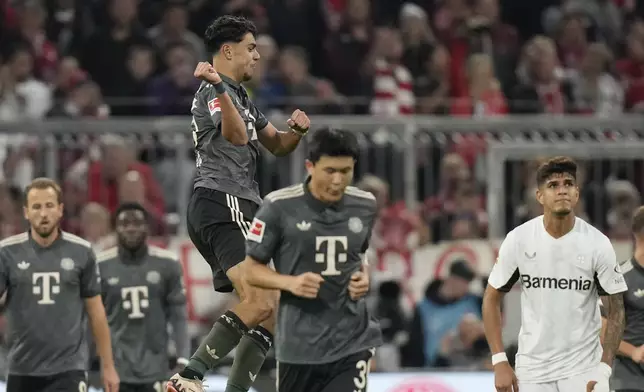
(243, 128), (383, 392)
(601, 205), (644, 392)
(97, 203), (189, 392)
(0, 178), (119, 392)
(168, 14), (318, 392)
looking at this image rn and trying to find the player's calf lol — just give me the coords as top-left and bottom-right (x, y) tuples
(226, 294), (278, 392)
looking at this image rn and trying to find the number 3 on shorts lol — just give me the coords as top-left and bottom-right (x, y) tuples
(78, 381), (87, 392)
(353, 359), (371, 391)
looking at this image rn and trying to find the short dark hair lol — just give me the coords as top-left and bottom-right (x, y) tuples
(307, 128), (359, 163)
(24, 178), (62, 206)
(632, 206), (644, 235)
(204, 16), (257, 56)
(113, 202), (148, 226)
(535, 156), (578, 186)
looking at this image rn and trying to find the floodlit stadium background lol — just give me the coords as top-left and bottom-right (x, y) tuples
(1, 0), (644, 390)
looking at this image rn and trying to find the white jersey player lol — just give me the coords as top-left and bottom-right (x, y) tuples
(482, 156), (627, 392)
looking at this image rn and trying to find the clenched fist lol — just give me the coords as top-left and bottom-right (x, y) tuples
(287, 272), (324, 298)
(194, 62), (222, 84)
(287, 109), (310, 135)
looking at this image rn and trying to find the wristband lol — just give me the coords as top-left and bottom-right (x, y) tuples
(176, 357), (189, 366)
(213, 81), (226, 95)
(289, 126), (309, 136)
(595, 362), (612, 379)
(492, 352), (508, 366)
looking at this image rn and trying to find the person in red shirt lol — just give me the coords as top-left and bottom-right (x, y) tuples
(87, 136), (166, 235)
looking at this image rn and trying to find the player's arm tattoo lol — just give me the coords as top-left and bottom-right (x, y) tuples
(600, 293), (626, 366)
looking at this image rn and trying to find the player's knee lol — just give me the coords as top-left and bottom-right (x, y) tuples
(244, 295), (274, 323)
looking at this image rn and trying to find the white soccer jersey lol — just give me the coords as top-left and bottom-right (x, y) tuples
(488, 216), (628, 383)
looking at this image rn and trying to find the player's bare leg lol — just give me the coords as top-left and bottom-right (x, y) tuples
(168, 264), (275, 392)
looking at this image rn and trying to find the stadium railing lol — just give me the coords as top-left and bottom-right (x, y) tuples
(0, 115), (643, 238)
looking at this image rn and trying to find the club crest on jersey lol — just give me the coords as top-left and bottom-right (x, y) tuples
(208, 98), (221, 115)
(61, 257), (75, 270)
(248, 218), (266, 243)
(348, 217), (363, 233)
(146, 271), (161, 284)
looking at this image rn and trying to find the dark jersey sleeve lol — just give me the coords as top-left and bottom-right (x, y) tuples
(245, 199), (283, 264)
(80, 249), (101, 298)
(250, 101), (269, 130)
(165, 261), (187, 306)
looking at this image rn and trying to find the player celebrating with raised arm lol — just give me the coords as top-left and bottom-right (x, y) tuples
(0, 178), (119, 392)
(97, 203), (189, 392)
(483, 157), (627, 392)
(600, 206), (644, 392)
(242, 128), (383, 392)
(168, 15), (319, 392)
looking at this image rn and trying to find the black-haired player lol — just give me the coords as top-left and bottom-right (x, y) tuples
(484, 157), (627, 392)
(242, 128), (383, 392)
(169, 15), (312, 392)
(600, 206), (644, 392)
(97, 203), (189, 392)
(1, 178), (119, 392)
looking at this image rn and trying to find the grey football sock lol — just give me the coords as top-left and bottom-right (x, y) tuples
(225, 327), (274, 392)
(181, 311), (248, 379)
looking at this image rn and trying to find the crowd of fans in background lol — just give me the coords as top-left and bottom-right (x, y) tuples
(0, 0), (642, 372)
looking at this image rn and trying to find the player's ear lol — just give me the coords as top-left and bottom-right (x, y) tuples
(221, 44), (233, 60)
(536, 187), (544, 205)
(305, 159), (315, 176)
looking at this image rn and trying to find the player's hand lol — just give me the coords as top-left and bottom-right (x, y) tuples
(102, 364), (120, 392)
(632, 345), (644, 363)
(287, 109), (310, 135)
(288, 272), (324, 298)
(194, 61), (222, 84)
(493, 362), (518, 392)
(348, 269), (369, 300)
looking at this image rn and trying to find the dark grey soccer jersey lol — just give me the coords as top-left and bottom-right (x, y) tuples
(97, 245), (188, 383)
(191, 74), (269, 205)
(0, 231), (100, 376)
(246, 183), (383, 364)
(607, 258), (644, 390)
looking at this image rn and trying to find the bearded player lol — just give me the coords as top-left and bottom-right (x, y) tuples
(483, 157), (627, 392)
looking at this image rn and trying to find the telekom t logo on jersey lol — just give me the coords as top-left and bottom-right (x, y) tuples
(121, 286), (149, 319)
(315, 236), (348, 276)
(32, 272), (60, 305)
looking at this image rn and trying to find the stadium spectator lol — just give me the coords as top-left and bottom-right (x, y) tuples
(399, 2), (435, 80)
(415, 45), (451, 114)
(451, 52), (508, 117)
(401, 260), (482, 368)
(0, 45), (52, 121)
(48, 80), (110, 119)
(81, 0), (150, 99)
(147, 42), (199, 116)
(111, 45), (156, 116)
(148, 2), (206, 62)
(79, 202), (114, 251)
(434, 313), (490, 369)
(369, 27), (415, 116)
(510, 36), (573, 113)
(86, 135), (166, 235)
(570, 42), (623, 115)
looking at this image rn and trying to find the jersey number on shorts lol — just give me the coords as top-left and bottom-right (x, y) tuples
(315, 236), (348, 276)
(353, 358), (371, 392)
(78, 381), (87, 392)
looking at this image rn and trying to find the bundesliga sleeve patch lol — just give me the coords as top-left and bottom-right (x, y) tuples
(248, 218), (266, 243)
(208, 98), (221, 115)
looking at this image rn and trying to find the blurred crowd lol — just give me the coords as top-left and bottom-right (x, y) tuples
(0, 0), (643, 372)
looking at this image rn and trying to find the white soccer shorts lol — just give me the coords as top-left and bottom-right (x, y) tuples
(519, 369), (600, 392)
